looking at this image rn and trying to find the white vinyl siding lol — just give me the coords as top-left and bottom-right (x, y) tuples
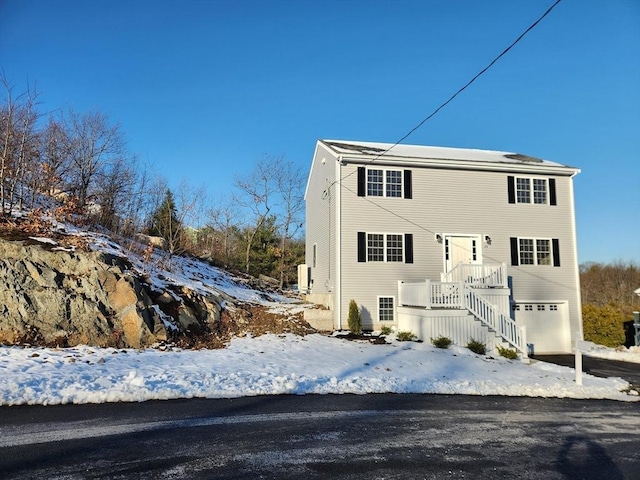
(304, 143), (338, 296)
(336, 160), (580, 342)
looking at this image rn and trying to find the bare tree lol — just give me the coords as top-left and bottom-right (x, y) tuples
(147, 180), (206, 269)
(93, 155), (138, 232)
(235, 156), (278, 274)
(274, 157), (305, 287)
(206, 198), (241, 268)
(64, 108), (125, 208)
(39, 115), (71, 197)
(0, 74), (40, 215)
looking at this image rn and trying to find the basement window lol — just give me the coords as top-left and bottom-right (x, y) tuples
(378, 296), (395, 322)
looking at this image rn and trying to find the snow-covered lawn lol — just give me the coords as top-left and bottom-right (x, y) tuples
(1, 333), (636, 406)
(3, 220), (637, 406)
(586, 345), (640, 364)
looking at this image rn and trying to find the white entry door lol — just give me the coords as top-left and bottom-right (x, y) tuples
(445, 235), (482, 272)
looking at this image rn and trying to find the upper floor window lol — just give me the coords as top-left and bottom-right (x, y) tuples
(508, 176), (556, 206)
(367, 169), (384, 196)
(358, 167), (412, 199)
(516, 177), (547, 204)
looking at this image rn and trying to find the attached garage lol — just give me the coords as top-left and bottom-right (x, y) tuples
(514, 302), (571, 354)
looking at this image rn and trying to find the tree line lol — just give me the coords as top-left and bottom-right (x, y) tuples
(580, 260), (640, 347)
(0, 75), (305, 287)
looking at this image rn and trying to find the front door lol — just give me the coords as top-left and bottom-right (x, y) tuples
(445, 235), (482, 272)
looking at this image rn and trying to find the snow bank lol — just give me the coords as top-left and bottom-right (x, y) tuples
(0, 334), (635, 406)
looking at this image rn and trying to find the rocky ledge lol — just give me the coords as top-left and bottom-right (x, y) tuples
(0, 236), (236, 348)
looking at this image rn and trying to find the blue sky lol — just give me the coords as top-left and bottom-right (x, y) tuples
(1, 0), (638, 264)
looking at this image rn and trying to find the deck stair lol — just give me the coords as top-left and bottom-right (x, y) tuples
(398, 264), (527, 355)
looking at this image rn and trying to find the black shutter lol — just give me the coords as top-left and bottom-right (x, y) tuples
(404, 170), (412, 199)
(552, 238), (561, 267)
(507, 176), (515, 204)
(357, 232), (366, 262)
(404, 234), (413, 263)
(357, 167), (366, 197)
(549, 178), (557, 206)
(510, 237), (519, 266)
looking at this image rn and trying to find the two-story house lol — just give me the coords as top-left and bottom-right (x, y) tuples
(302, 139), (582, 355)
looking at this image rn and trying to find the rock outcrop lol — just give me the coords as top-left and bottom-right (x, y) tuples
(0, 238), (224, 348)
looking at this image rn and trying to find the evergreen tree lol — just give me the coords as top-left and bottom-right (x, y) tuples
(148, 189), (181, 245)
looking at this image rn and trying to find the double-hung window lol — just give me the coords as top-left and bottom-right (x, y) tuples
(358, 232), (413, 263)
(516, 178), (531, 203)
(385, 170), (403, 197)
(508, 176), (556, 205)
(366, 168), (402, 197)
(366, 233), (403, 262)
(367, 233), (385, 261)
(358, 167), (412, 199)
(367, 169), (384, 197)
(511, 237), (560, 267)
(517, 178), (546, 204)
(378, 296), (395, 322)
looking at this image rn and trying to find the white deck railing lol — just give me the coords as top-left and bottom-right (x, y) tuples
(440, 263), (507, 288)
(398, 280), (464, 309)
(465, 287), (526, 352)
(398, 279), (526, 353)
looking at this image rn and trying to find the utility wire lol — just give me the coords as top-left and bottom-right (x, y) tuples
(332, 0), (563, 183)
(329, 0), (574, 291)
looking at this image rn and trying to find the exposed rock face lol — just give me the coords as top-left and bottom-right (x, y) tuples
(0, 238), (223, 348)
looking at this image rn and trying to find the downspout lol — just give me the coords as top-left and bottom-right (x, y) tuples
(335, 155), (343, 330)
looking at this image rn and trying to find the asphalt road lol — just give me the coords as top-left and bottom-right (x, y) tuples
(533, 355), (640, 387)
(1, 394), (638, 479)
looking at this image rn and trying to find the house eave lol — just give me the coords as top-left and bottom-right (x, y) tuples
(339, 155), (580, 177)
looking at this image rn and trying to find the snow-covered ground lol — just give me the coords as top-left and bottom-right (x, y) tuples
(2, 219), (638, 406)
(0, 332), (637, 406)
(585, 345), (640, 364)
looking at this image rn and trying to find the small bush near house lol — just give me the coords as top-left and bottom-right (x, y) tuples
(431, 335), (452, 349)
(396, 331), (416, 342)
(582, 303), (626, 348)
(467, 338), (486, 355)
(347, 299), (362, 335)
(497, 346), (518, 360)
(380, 325), (392, 336)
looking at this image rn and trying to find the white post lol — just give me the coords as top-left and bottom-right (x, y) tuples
(575, 348), (583, 386)
(425, 279), (431, 309)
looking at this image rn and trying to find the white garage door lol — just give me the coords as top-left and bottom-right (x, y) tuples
(514, 302), (571, 354)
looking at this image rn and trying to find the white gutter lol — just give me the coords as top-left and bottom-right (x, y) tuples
(340, 156), (580, 177)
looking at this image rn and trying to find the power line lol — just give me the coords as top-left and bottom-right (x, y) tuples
(332, 0), (563, 184)
(327, 0), (572, 290)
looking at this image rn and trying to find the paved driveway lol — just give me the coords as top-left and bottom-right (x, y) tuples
(1, 395), (639, 479)
(532, 354), (640, 387)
